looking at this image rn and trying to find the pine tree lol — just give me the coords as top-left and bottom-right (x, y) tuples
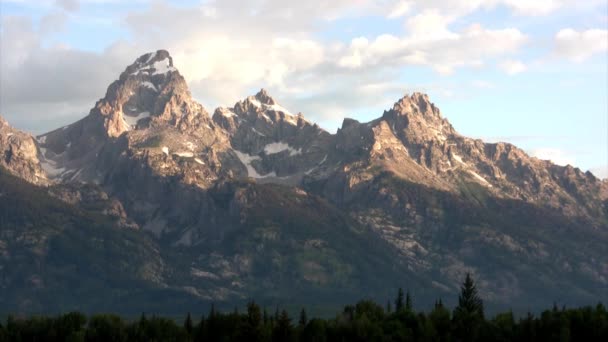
(395, 288), (405, 312)
(386, 300), (392, 314)
(405, 291), (413, 312)
(456, 273), (484, 318)
(429, 298), (451, 341)
(207, 304), (220, 342)
(194, 315), (205, 342)
(453, 273), (485, 341)
(184, 312), (193, 336)
(263, 308), (269, 325)
(243, 301), (263, 342)
(298, 308), (308, 327)
(209, 303), (216, 318)
(273, 310), (292, 342)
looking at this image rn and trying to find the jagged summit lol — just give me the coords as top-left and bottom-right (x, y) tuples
(10, 51), (604, 220)
(254, 88), (277, 105)
(2, 51), (608, 313)
(121, 49), (177, 79)
(390, 92), (442, 118)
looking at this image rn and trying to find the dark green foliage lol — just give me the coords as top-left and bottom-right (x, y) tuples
(453, 273), (485, 341)
(85, 314), (127, 342)
(272, 310), (292, 342)
(395, 288), (405, 312)
(298, 308), (308, 327)
(184, 312), (193, 336)
(2, 298), (607, 342)
(406, 290), (413, 312)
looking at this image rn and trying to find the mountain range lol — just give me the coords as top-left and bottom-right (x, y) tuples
(1, 50), (606, 315)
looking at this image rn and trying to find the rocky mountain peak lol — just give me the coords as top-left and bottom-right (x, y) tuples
(254, 88), (277, 105)
(121, 49), (176, 80)
(377, 92), (456, 148)
(91, 49), (209, 135)
(392, 92), (441, 118)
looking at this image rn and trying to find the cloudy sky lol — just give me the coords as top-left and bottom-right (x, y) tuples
(1, 0), (607, 177)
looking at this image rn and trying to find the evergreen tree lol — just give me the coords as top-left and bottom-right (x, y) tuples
(194, 315), (205, 342)
(429, 299), (451, 341)
(207, 304), (220, 342)
(273, 310), (293, 342)
(242, 301), (263, 342)
(299, 308), (308, 327)
(453, 273), (485, 342)
(395, 288), (405, 312)
(386, 300), (392, 314)
(0, 320), (5, 342)
(456, 273), (484, 318)
(263, 308), (269, 325)
(405, 291), (413, 312)
(184, 312), (193, 336)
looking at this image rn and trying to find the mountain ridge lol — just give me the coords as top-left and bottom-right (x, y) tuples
(1, 49), (606, 313)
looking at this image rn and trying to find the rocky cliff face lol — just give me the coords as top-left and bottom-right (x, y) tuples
(0, 116), (47, 185)
(319, 93), (608, 221)
(1, 50), (607, 313)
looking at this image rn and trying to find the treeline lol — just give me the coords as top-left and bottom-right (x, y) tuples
(1, 274), (607, 341)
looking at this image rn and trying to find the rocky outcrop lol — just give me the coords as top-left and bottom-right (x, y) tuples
(0, 116), (47, 185)
(1, 49), (606, 312)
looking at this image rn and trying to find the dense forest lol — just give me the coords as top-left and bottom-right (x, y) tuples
(1, 274), (606, 341)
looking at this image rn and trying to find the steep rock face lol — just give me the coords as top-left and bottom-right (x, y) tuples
(212, 89), (333, 184)
(35, 50), (216, 184)
(0, 116), (47, 185)
(1, 49), (607, 313)
(313, 93), (607, 222)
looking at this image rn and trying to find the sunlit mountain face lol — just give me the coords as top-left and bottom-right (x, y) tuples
(0, 50), (606, 314)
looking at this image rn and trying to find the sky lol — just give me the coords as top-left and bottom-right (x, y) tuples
(0, 0), (607, 178)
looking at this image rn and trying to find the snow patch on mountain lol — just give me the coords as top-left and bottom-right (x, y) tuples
(152, 58), (176, 75)
(173, 151), (194, 158)
(234, 150), (276, 178)
(452, 153), (466, 165)
(219, 108), (235, 117)
(123, 111), (150, 128)
(39, 148), (66, 177)
(264, 142), (302, 156)
(252, 127), (266, 136)
(468, 170), (492, 187)
(130, 56), (176, 76)
(141, 81), (157, 91)
(268, 104), (292, 115)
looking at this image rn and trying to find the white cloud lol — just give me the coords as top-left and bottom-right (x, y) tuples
(530, 148), (576, 166)
(554, 28), (608, 62)
(336, 23), (526, 76)
(0, 0), (604, 139)
(56, 0), (80, 12)
(499, 59), (527, 75)
(502, 0), (562, 15)
(387, 1), (412, 18)
(406, 9), (456, 40)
